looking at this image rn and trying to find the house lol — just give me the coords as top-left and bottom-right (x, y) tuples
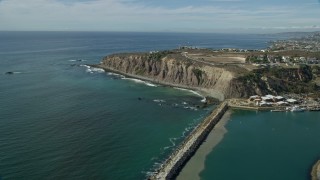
(274, 96), (285, 102)
(276, 101), (289, 106)
(300, 57), (306, 62)
(260, 101), (272, 107)
(248, 95), (260, 101)
(282, 56), (290, 63)
(286, 98), (298, 104)
(262, 95), (275, 102)
(248, 95), (262, 106)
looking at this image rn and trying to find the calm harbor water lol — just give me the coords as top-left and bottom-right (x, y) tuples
(0, 31), (315, 179)
(200, 110), (320, 180)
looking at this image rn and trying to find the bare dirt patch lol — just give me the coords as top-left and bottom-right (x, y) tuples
(188, 53), (246, 64)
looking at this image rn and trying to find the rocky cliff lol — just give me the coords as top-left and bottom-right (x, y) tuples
(96, 51), (318, 100)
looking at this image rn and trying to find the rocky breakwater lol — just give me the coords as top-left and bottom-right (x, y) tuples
(149, 101), (229, 180)
(96, 51), (236, 100)
(311, 160), (320, 180)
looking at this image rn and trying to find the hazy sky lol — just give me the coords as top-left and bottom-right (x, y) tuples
(0, 0), (320, 33)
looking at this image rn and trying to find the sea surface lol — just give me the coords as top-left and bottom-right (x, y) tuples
(0, 31), (315, 180)
(200, 110), (320, 180)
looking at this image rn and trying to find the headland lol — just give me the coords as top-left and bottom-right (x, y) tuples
(92, 32), (320, 179)
(94, 47), (320, 102)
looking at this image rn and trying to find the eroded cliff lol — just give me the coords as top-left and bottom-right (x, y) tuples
(96, 51), (319, 100)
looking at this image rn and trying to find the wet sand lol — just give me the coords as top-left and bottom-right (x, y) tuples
(176, 110), (232, 180)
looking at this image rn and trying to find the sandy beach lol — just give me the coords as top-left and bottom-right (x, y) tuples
(176, 110), (232, 180)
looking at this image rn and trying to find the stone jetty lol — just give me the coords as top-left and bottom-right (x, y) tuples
(149, 101), (229, 180)
(311, 160), (320, 180)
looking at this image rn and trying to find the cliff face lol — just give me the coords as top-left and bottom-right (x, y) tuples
(98, 53), (235, 100)
(97, 52), (317, 100)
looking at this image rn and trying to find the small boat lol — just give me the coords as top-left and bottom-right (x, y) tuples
(271, 109), (285, 112)
(290, 106), (305, 112)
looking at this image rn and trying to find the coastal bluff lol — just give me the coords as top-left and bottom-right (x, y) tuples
(96, 51), (235, 100)
(95, 50), (318, 100)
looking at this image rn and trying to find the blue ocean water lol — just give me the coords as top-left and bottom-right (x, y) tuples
(0, 31), (291, 179)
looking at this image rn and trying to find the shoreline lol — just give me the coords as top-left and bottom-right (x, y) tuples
(176, 110), (232, 180)
(90, 64), (225, 101)
(90, 64), (231, 179)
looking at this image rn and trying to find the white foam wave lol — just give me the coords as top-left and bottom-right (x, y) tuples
(107, 72), (125, 78)
(182, 127), (191, 137)
(153, 99), (166, 103)
(190, 107), (198, 111)
(169, 137), (177, 146)
(122, 77), (158, 87)
(80, 65), (104, 73)
(80, 64), (90, 68)
(144, 82), (157, 87)
(153, 162), (162, 167)
(183, 106), (198, 111)
(173, 87), (205, 102)
(69, 59), (86, 62)
(86, 69), (93, 73)
(144, 171), (155, 177)
(91, 67), (105, 73)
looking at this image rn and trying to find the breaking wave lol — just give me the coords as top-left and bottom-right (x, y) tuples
(173, 87), (206, 102)
(121, 77), (158, 87)
(80, 65), (105, 73)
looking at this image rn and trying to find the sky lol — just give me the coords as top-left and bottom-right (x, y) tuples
(0, 0), (320, 33)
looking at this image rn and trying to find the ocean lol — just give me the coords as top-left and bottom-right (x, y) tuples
(0, 31), (317, 180)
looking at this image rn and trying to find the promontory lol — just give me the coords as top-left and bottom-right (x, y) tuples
(93, 48), (320, 100)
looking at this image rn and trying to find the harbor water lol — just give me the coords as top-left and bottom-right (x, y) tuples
(200, 110), (320, 180)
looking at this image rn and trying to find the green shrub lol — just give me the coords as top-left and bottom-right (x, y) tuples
(147, 51), (172, 61)
(192, 68), (203, 84)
